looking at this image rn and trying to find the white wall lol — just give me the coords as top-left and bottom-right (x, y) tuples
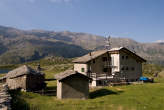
(57, 80), (62, 99)
(74, 64), (88, 75)
(111, 54), (120, 73)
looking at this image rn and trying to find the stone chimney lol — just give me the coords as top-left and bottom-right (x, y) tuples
(37, 64), (41, 72)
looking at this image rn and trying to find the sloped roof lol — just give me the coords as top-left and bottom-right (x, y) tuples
(72, 50), (108, 63)
(108, 47), (124, 51)
(6, 65), (44, 79)
(72, 47), (146, 63)
(54, 70), (91, 81)
(109, 47), (146, 62)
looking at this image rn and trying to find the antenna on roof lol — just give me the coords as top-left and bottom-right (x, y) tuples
(105, 35), (111, 50)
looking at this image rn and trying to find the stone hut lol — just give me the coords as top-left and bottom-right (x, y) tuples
(5, 65), (46, 91)
(55, 70), (92, 99)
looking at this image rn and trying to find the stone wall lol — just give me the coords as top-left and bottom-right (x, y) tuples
(0, 84), (11, 110)
(58, 74), (89, 99)
(6, 74), (45, 91)
(26, 74), (45, 91)
(119, 51), (142, 81)
(6, 75), (27, 90)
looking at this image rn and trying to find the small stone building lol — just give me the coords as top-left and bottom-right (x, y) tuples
(5, 65), (46, 91)
(55, 70), (92, 99)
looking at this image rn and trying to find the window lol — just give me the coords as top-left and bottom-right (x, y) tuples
(126, 56), (128, 59)
(102, 57), (107, 62)
(81, 68), (85, 72)
(121, 67), (124, 71)
(131, 67), (135, 71)
(98, 80), (102, 85)
(122, 56), (124, 59)
(126, 67), (129, 70)
(103, 68), (108, 72)
(93, 59), (95, 63)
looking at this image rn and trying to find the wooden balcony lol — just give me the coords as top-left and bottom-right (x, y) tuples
(89, 73), (113, 80)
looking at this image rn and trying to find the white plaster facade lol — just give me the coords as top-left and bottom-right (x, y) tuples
(111, 53), (120, 73)
(74, 64), (88, 75)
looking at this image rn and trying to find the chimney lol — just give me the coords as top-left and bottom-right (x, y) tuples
(37, 63), (41, 72)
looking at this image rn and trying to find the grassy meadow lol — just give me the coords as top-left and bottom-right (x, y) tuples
(1, 58), (164, 110)
(0, 73), (5, 77)
(10, 78), (164, 110)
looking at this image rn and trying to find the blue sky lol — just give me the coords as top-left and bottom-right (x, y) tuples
(0, 0), (164, 42)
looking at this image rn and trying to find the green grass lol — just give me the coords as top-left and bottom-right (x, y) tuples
(25, 57), (73, 79)
(5, 59), (164, 110)
(9, 78), (164, 110)
(159, 70), (164, 78)
(0, 73), (5, 77)
(42, 64), (73, 79)
(0, 64), (20, 69)
(0, 57), (73, 79)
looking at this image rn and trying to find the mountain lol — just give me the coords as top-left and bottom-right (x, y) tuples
(0, 25), (164, 65)
(0, 26), (90, 64)
(155, 40), (164, 45)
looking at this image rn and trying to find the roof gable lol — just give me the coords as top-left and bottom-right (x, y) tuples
(73, 47), (146, 63)
(54, 70), (91, 81)
(109, 47), (146, 62)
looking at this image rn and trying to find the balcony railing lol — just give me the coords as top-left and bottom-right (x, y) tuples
(103, 61), (117, 68)
(88, 72), (113, 79)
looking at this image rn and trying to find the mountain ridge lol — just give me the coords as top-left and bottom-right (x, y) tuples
(0, 25), (164, 65)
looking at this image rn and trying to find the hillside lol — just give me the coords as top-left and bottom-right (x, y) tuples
(0, 25), (164, 65)
(0, 26), (89, 64)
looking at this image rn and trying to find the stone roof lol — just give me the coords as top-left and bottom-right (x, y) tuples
(72, 50), (108, 63)
(54, 70), (91, 81)
(72, 47), (146, 63)
(6, 65), (44, 79)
